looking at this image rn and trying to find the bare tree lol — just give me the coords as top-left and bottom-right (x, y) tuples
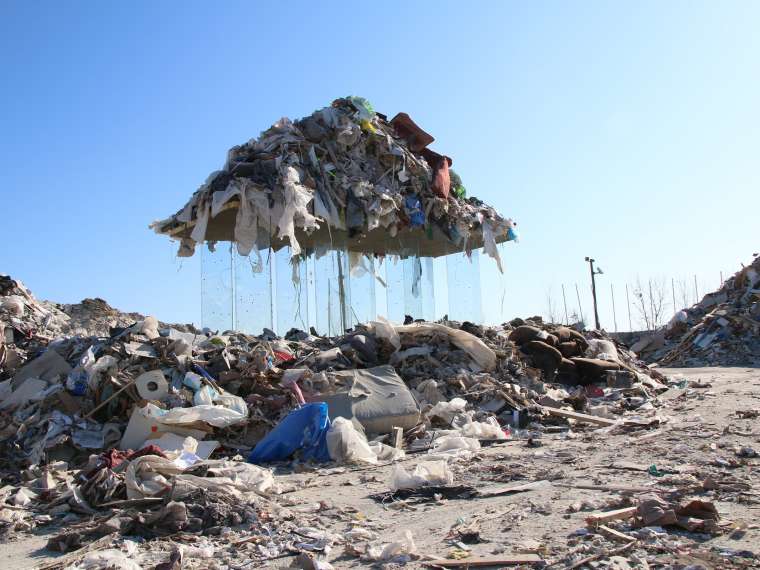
(632, 276), (670, 331)
(545, 287), (560, 324)
(568, 310), (585, 329)
(676, 278), (692, 309)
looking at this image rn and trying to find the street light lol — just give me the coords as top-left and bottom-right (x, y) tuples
(585, 257), (603, 330)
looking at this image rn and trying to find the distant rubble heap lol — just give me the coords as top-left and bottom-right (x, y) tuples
(1, 275), (675, 561)
(632, 255), (760, 366)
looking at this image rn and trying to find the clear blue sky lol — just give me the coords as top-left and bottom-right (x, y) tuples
(1, 1), (758, 331)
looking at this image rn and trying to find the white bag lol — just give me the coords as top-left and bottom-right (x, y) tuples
(390, 460), (453, 491)
(326, 417), (378, 464)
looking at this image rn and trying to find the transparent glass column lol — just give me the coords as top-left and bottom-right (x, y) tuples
(402, 255), (424, 320)
(201, 243), (235, 332)
(275, 248), (309, 334)
(234, 249), (273, 335)
(420, 257), (436, 321)
(479, 243), (509, 325)
(384, 255), (405, 324)
(446, 250), (483, 323)
(346, 253), (377, 328)
(313, 249), (350, 336)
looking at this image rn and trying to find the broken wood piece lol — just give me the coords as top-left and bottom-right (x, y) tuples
(597, 524), (636, 543)
(585, 506), (638, 525)
(392, 426), (404, 449)
(478, 480), (551, 498)
(425, 554), (543, 567)
(556, 483), (652, 494)
(539, 406), (617, 426)
(97, 497), (164, 508)
(84, 378), (137, 419)
(565, 541), (635, 569)
(607, 461), (649, 472)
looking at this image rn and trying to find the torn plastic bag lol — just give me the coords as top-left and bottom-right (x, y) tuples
(366, 530), (417, 562)
(326, 417), (378, 465)
(478, 213), (503, 274)
(429, 435), (481, 457)
(585, 339), (619, 361)
(155, 402), (247, 428)
(69, 549), (142, 570)
(460, 418), (507, 440)
(390, 460), (453, 491)
(125, 454), (185, 499)
(368, 316), (400, 350)
(428, 398), (467, 424)
(137, 400), (247, 430)
(197, 459), (278, 495)
(248, 402), (330, 464)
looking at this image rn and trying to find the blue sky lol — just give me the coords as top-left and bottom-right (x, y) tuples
(1, 1), (758, 331)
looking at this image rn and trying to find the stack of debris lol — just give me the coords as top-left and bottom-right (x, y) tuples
(149, 97), (517, 268)
(1, 275), (676, 565)
(633, 255), (760, 366)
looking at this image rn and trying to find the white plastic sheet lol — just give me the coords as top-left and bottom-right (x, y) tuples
(395, 323), (497, 371)
(368, 316), (400, 350)
(390, 460), (453, 491)
(428, 398), (467, 424)
(460, 418), (507, 440)
(366, 530), (417, 562)
(326, 417), (378, 464)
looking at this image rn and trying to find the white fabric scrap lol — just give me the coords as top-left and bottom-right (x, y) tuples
(478, 212), (503, 274)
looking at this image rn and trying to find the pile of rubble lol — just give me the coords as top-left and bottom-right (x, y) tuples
(1, 275), (680, 567)
(149, 97), (517, 268)
(633, 255), (760, 367)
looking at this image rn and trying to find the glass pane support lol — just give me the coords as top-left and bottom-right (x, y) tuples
(234, 249), (273, 335)
(446, 250), (483, 323)
(402, 255), (424, 320)
(202, 243), (501, 335)
(275, 249), (309, 335)
(201, 243), (235, 332)
(479, 243), (509, 325)
(346, 253), (377, 328)
(420, 257), (436, 321)
(384, 255), (405, 325)
(313, 249), (350, 336)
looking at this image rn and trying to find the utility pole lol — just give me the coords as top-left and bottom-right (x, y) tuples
(561, 284), (569, 325)
(671, 278), (677, 311)
(574, 283), (584, 327)
(693, 275), (699, 304)
(585, 257), (602, 330)
(610, 283), (617, 332)
(625, 283), (632, 331)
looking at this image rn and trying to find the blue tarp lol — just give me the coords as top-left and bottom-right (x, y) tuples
(248, 402), (331, 464)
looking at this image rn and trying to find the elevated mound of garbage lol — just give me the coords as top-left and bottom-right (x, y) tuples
(150, 97), (517, 267)
(1, 275), (674, 557)
(632, 255), (760, 367)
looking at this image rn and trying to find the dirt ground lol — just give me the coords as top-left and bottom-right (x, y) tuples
(4, 366), (759, 569)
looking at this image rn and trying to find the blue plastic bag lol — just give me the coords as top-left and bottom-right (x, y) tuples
(404, 195), (425, 227)
(248, 403), (331, 464)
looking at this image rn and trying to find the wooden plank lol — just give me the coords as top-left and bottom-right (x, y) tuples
(392, 426), (404, 449)
(585, 506), (638, 525)
(556, 483), (652, 494)
(479, 480), (551, 498)
(540, 406), (617, 426)
(425, 554), (543, 567)
(597, 525), (637, 543)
